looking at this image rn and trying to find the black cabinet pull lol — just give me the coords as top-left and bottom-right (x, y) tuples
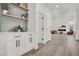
(16, 40), (20, 47)
(29, 37), (32, 43)
(16, 40), (17, 47)
(42, 27), (43, 30)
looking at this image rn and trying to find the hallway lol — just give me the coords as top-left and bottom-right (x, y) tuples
(0, 3), (79, 56)
(24, 34), (79, 56)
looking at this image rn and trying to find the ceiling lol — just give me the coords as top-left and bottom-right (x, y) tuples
(44, 3), (76, 15)
(43, 3), (77, 25)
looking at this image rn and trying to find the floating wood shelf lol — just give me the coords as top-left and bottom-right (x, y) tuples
(2, 13), (28, 21)
(11, 3), (28, 11)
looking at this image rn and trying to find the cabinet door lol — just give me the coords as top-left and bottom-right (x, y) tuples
(19, 33), (33, 55)
(14, 35), (21, 56)
(28, 35), (33, 49)
(19, 34), (29, 55)
(7, 38), (19, 56)
(0, 34), (7, 56)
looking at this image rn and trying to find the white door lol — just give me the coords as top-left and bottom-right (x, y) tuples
(38, 12), (45, 43)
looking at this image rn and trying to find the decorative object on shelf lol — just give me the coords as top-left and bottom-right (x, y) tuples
(21, 13), (28, 19)
(2, 10), (9, 14)
(1, 3), (9, 14)
(17, 25), (25, 32)
(9, 25), (26, 32)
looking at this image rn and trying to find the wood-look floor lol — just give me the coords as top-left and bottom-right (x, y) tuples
(24, 34), (79, 56)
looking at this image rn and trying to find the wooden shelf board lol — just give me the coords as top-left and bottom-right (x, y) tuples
(11, 3), (28, 11)
(2, 13), (28, 21)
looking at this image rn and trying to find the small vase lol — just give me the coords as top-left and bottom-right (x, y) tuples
(3, 10), (8, 14)
(18, 29), (20, 32)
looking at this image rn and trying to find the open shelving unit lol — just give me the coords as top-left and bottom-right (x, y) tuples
(1, 3), (29, 32)
(1, 3), (29, 21)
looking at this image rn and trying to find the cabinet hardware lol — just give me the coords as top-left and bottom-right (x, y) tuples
(16, 40), (18, 47)
(28, 34), (32, 36)
(42, 38), (44, 40)
(42, 27), (43, 30)
(29, 37), (32, 43)
(16, 40), (20, 47)
(18, 40), (20, 46)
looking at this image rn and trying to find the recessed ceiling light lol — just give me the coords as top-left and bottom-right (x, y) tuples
(56, 5), (58, 7)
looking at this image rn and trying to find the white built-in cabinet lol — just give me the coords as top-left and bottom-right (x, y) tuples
(0, 32), (34, 56)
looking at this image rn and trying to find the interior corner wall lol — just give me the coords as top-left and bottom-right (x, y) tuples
(28, 3), (38, 49)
